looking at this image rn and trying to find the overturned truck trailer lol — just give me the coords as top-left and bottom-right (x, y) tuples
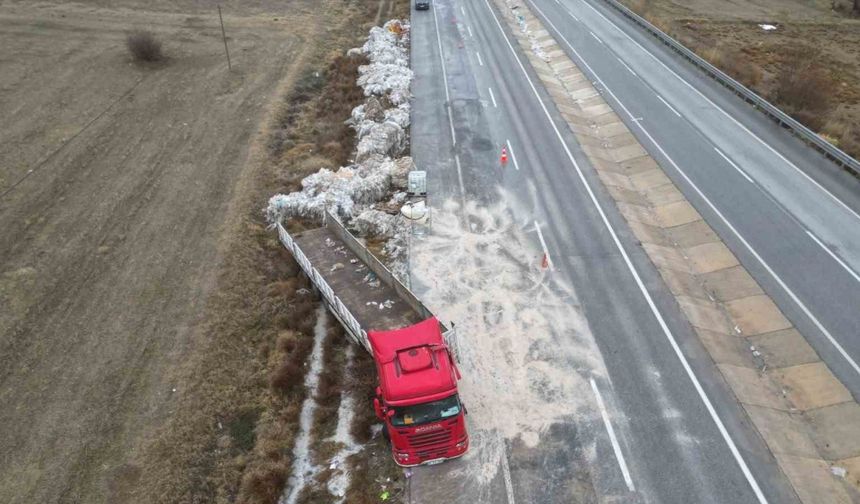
(276, 211), (469, 466)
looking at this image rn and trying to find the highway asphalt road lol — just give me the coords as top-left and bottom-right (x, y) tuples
(406, 0), (822, 502)
(531, 0), (860, 397)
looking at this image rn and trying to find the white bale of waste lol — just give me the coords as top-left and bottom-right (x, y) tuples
(355, 121), (405, 162)
(353, 209), (400, 239)
(266, 165), (391, 223)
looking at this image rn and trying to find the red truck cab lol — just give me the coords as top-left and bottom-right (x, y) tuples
(368, 317), (469, 466)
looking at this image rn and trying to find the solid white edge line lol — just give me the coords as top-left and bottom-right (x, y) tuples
(542, 0), (860, 381)
(578, 0), (860, 224)
(590, 31), (603, 44)
(806, 231), (860, 284)
(591, 378), (636, 492)
(499, 435), (517, 504)
(656, 94), (681, 117)
(616, 57), (637, 76)
(506, 139), (520, 171)
(489, 86), (498, 107)
(489, 1), (769, 502)
(639, 115), (860, 377)
(714, 147), (755, 184)
(534, 220), (554, 270)
(477, 51), (484, 66)
(432, 2), (457, 146)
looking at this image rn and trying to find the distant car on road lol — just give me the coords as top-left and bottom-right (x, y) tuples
(416, 0), (430, 10)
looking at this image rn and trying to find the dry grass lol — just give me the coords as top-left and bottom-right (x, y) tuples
(343, 436), (405, 503)
(126, 30), (163, 62)
(621, 0), (860, 159)
(237, 460), (289, 504)
(127, 2), (396, 502)
(700, 45), (763, 87)
(311, 324), (349, 452)
(771, 47), (835, 130)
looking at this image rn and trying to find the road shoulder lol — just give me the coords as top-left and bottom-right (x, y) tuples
(494, 0), (860, 501)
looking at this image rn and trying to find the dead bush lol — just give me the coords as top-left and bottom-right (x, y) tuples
(270, 361), (303, 394)
(126, 30), (163, 62)
(237, 460), (289, 504)
(349, 353), (380, 444)
(772, 58), (834, 130)
(701, 45), (763, 87)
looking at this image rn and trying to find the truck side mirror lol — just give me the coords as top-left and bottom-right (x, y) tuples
(386, 409), (396, 418)
(373, 398), (384, 420)
(376, 386), (382, 397)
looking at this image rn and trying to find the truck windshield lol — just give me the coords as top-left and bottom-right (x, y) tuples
(390, 394), (461, 427)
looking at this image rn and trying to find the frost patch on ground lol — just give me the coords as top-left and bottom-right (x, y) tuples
(410, 194), (608, 484)
(326, 344), (362, 502)
(282, 306), (329, 504)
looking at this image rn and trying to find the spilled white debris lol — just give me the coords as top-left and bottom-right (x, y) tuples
(758, 23), (778, 31)
(508, 1), (549, 61)
(266, 19), (413, 280)
(409, 194), (609, 486)
(326, 345), (363, 501)
(283, 305), (329, 504)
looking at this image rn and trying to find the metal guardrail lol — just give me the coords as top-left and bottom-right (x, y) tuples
(277, 221), (371, 351)
(596, 0), (860, 177)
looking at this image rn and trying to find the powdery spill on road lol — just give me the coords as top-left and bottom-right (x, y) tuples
(410, 194), (608, 487)
(282, 305), (328, 504)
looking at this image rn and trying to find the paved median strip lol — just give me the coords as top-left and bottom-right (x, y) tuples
(495, 0), (860, 501)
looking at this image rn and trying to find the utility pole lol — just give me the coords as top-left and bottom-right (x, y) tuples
(217, 5), (232, 70)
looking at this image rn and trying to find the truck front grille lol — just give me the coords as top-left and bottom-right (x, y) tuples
(406, 429), (452, 449)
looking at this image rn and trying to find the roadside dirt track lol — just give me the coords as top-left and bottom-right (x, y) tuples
(0, 1), (318, 502)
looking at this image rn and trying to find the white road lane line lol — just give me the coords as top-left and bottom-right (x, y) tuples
(506, 139), (520, 171)
(499, 437), (517, 504)
(487, 1), (769, 501)
(616, 57), (637, 76)
(461, 5), (465, 15)
(539, 0), (860, 381)
(468, 25), (473, 38)
(577, 0), (860, 224)
(489, 87), (498, 107)
(807, 231), (860, 284)
(656, 94), (681, 117)
(455, 154), (467, 199)
(476, 51), (484, 66)
(591, 378), (635, 492)
(590, 31), (603, 44)
(639, 117), (860, 379)
(714, 148), (755, 184)
(432, 3), (457, 146)
(534, 220), (553, 270)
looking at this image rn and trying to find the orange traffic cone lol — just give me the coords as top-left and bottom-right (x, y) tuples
(500, 147), (509, 165)
(541, 253), (549, 270)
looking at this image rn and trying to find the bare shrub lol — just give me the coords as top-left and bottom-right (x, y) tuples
(821, 109), (859, 157)
(237, 460), (288, 504)
(126, 30), (163, 62)
(270, 361), (303, 394)
(771, 49), (834, 130)
(701, 45), (763, 87)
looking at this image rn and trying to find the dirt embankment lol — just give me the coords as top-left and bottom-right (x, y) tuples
(623, 0), (860, 159)
(0, 0), (401, 503)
